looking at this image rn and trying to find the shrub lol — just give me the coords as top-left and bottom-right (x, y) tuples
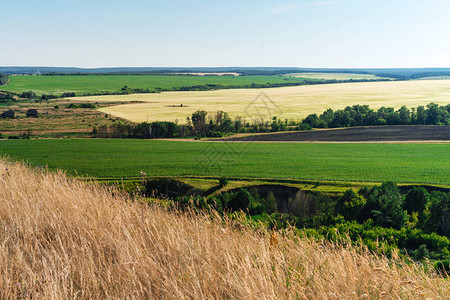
(227, 188), (253, 212)
(21, 91), (36, 99)
(412, 244), (430, 260)
(337, 189), (366, 221)
(61, 92), (76, 98)
(264, 192), (277, 215)
(219, 177), (228, 187)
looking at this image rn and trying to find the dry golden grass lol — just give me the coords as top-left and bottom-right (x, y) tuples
(0, 159), (449, 299)
(72, 79), (450, 122)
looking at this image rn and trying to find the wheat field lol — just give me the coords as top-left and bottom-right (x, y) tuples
(71, 79), (450, 122)
(0, 158), (449, 298)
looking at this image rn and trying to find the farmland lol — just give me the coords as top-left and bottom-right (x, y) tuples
(71, 79), (450, 123)
(225, 126), (450, 142)
(0, 139), (448, 184)
(0, 74), (314, 96)
(0, 99), (128, 135)
(284, 72), (389, 80)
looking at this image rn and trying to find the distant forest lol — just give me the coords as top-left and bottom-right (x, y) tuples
(0, 73), (8, 85)
(2, 67), (450, 79)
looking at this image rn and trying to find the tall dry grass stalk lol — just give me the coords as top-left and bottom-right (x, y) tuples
(0, 158), (448, 299)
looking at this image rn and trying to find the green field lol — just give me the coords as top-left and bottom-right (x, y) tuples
(0, 139), (448, 184)
(0, 75), (312, 96)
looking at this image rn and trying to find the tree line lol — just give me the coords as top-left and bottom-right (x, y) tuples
(92, 103), (449, 139)
(0, 73), (8, 86)
(303, 103), (450, 127)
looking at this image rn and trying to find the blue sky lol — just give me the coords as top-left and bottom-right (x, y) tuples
(1, 0), (450, 68)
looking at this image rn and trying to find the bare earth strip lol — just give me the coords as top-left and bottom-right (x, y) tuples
(72, 80), (450, 123)
(220, 126), (450, 142)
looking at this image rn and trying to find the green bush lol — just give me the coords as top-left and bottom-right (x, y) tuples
(227, 188), (253, 212)
(264, 192), (277, 215)
(364, 182), (407, 229)
(219, 177), (228, 187)
(20, 91), (36, 99)
(412, 244), (430, 260)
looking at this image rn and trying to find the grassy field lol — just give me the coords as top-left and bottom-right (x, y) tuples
(0, 139), (448, 184)
(0, 74), (311, 95)
(0, 99), (128, 135)
(72, 80), (450, 122)
(3, 158), (448, 298)
(284, 72), (388, 80)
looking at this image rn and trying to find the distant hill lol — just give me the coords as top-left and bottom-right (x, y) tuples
(2, 66), (450, 79)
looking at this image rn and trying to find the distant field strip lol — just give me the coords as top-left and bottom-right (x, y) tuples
(284, 72), (388, 80)
(0, 75), (309, 95)
(0, 140), (448, 184)
(72, 80), (450, 122)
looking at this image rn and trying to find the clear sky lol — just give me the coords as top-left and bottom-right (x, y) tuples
(2, 0), (450, 68)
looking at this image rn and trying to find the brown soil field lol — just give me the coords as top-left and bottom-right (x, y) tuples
(223, 126), (450, 142)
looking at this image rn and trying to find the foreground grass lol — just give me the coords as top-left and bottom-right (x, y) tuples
(0, 139), (449, 184)
(0, 74), (309, 96)
(0, 158), (449, 298)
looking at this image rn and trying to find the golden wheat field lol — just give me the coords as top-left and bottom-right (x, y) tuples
(0, 158), (449, 298)
(71, 79), (450, 123)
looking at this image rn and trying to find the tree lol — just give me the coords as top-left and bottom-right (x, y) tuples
(264, 192), (277, 215)
(234, 117), (243, 133)
(365, 182), (407, 229)
(219, 177), (228, 187)
(21, 91), (36, 99)
(336, 189), (366, 221)
(218, 112), (233, 133)
(425, 191), (450, 237)
(397, 106), (411, 125)
(404, 187), (428, 214)
(227, 188), (253, 212)
(416, 106), (426, 125)
(0, 73), (9, 86)
(426, 103), (448, 125)
(319, 108), (334, 127)
(303, 113), (319, 127)
(191, 110), (208, 136)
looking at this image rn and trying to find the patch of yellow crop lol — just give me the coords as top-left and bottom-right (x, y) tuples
(73, 80), (450, 122)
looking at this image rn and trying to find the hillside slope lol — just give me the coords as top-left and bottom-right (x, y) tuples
(0, 159), (448, 298)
